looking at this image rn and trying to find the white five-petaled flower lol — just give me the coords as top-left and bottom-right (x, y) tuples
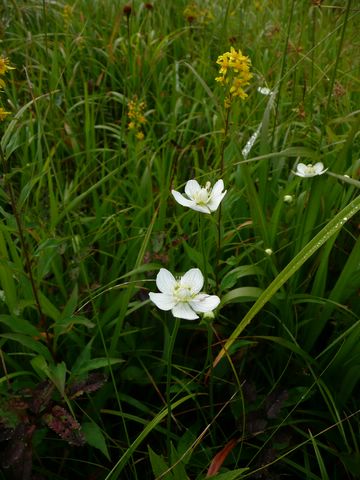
(149, 268), (220, 320)
(294, 162), (327, 178)
(171, 179), (227, 214)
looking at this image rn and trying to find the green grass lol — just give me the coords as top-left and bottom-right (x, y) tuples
(0, 0), (359, 478)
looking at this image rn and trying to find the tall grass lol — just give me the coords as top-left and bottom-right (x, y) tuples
(0, 0), (359, 479)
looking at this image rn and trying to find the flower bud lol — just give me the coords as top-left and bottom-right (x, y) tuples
(283, 195), (294, 204)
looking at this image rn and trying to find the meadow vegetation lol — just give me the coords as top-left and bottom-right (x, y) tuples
(0, 0), (359, 478)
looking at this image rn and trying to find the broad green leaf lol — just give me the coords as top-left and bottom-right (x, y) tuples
(82, 422), (110, 460)
(0, 314), (39, 336)
(148, 446), (173, 479)
(1, 333), (53, 362)
(220, 265), (263, 291)
(221, 287), (263, 306)
(77, 357), (124, 374)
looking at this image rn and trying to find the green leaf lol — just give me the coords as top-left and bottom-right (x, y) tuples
(221, 287), (263, 306)
(1, 333), (53, 362)
(0, 314), (40, 336)
(38, 291), (61, 321)
(220, 265), (263, 291)
(210, 468), (249, 480)
(55, 315), (95, 336)
(31, 355), (50, 379)
(49, 361), (67, 396)
(82, 422), (110, 460)
(35, 238), (61, 280)
(148, 446), (173, 479)
(170, 443), (190, 480)
(70, 340), (93, 377)
(77, 357), (124, 375)
(30, 357), (66, 396)
(59, 285), (78, 320)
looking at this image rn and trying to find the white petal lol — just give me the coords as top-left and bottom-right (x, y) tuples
(171, 302), (199, 320)
(156, 268), (177, 294)
(188, 204), (211, 214)
(149, 292), (177, 311)
(190, 294), (220, 312)
(211, 179), (225, 197)
(296, 163), (307, 175)
(172, 190), (197, 209)
(180, 268), (204, 294)
(208, 191), (227, 211)
(314, 162), (326, 175)
(185, 180), (201, 200)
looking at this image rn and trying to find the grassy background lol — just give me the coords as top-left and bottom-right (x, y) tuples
(0, 0), (359, 479)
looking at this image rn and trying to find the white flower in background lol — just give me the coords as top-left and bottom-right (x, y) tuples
(294, 162), (327, 178)
(265, 248), (273, 256)
(172, 179), (227, 214)
(149, 268), (220, 320)
(257, 86), (273, 96)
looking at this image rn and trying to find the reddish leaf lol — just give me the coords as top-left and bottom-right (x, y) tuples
(206, 438), (238, 477)
(68, 372), (107, 399)
(29, 380), (55, 414)
(42, 405), (85, 446)
(265, 390), (288, 419)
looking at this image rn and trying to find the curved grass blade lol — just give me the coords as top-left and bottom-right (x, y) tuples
(213, 194), (360, 368)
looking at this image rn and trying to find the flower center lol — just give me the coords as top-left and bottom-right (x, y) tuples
(173, 284), (193, 302)
(305, 164), (316, 174)
(193, 182), (211, 205)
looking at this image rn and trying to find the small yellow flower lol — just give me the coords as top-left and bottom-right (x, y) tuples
(0, 57), (14, 76)
(0, 107), (11, 121)
(216, 47), (253, 107)
(127, 97), (147, 139)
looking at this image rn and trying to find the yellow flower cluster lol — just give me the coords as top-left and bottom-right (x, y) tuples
(215, 47), (253, 107)
(183, 3), (214, 24)
(63, 4), (73, 29)
(0, 57), (13, 121)
(127, 97), (147, 140)
(0, 57), (14, 88)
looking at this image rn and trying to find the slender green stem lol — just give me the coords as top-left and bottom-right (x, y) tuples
(271, 0), (295, 146)
(216, 107), (230, 288)
(320, 0), (352, 149)
(0, 147), (55, 359)
(219, 107), (230, 175)
(165, 316), (180, 458)
(199, 214), (208, 289)
(205, 322), (214, 419)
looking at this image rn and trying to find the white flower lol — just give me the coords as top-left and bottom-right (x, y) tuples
(171, 179), (227, 214)
(294, 162), (327, 178)
(265, 248), (273, 256)
(149, 268), (220, 320)
(257, 86), (273, 96)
